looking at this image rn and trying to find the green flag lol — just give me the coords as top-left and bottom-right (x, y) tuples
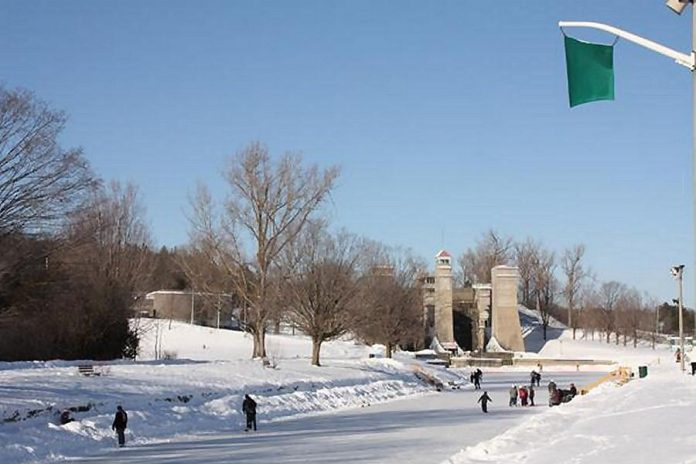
(564, 35), (615, 107)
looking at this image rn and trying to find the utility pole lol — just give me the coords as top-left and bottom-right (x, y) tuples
(673, 265), (686, 372)
(561, 3), (696, 347)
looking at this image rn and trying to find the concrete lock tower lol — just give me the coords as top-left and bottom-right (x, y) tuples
(434, 250), (455, 346)
(490, 265), (524, 352)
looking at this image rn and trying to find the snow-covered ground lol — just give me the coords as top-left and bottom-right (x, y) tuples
(0, 319), (464, 463)
(73, 371), (602, 464)
(447, 363), (693, 464)
(1, 316), (691, 464)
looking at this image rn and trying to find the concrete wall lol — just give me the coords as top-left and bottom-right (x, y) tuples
(474, 284), (491, 352)
(491, 266), (525, 352)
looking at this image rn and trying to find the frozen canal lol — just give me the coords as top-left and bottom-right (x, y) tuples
(72, 371), (603, 464)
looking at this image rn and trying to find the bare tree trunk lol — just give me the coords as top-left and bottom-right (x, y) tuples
(633, 329), (638, 348)
(385, 343), (393, 359)
(615, 332), (619, 345)
(623, 333), (627, 346)
(253, 329), (266, 359)
(311, 338), (322, 366)
(606, 331), (610, 344)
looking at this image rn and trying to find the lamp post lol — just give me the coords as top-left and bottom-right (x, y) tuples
(672, 265), (686, 372)
(560, 4), (696, 356)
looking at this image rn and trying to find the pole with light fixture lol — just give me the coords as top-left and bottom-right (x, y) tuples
(561, 3), (696, 363)
(672, 265), (686, 372)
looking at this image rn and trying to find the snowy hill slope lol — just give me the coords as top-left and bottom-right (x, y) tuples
(517, 306), (566, 353)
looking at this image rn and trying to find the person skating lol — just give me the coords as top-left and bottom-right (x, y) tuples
(509, 385), (518, 407)
(243, 394), (257, 431)
(519, 385), (528, 406)
(473, 370), (482, 390)
(478, 391), (492, 413)
(528, 384), (535, 406)
(111, 406), (128, 447)
(534, 371), (542, 386)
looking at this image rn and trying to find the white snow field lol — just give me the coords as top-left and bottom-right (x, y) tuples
(0, 316), (688, 464)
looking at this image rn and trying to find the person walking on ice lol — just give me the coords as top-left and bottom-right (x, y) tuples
(111, 406), (128, 447)
(473, 370), (482, 390)
(478, 391), (492, 413)
(243, 394), (257, 431)
(509, 385), (518, 407)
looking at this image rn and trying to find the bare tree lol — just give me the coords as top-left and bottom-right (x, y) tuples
(281, 225), (365, 366)
(458, 230), (513, 284)
(176, 245), (238, 325)
(65, 182), (152, 294)
(188, 143), (339, 358)
(561, 244), (588, 339)
(0, 181), (153, 360)
(514, 238), (541, 308)
(0, 86), (94, 236)
(355, 247), (425, 358)
(597, 281), (626, 344)
(531, 245), (556, 340)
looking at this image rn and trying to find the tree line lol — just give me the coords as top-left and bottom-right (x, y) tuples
(0, 84), (680, 362)
(459, 230), (682, 349)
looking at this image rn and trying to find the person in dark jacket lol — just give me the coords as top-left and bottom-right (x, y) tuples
(112, 406), (128, 447)
(569, 383), (578, 398)
(60, 410), (74, 425)
(242, 394), (257, 431)
(528, 384), (535, 406)
(473, 370), (482, 390)
(477, 391), (492, 413)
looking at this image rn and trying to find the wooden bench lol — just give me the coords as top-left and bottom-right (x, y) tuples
(77, 365), (99, 376)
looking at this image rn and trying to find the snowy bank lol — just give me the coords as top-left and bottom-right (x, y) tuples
(0, 320), (454, 463)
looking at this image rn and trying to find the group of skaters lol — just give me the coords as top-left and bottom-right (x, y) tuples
(674, 348), (696, 375)
(474, 368), (578, 413)
(548, 379), (577, 406)
(508, 384), (535, 406)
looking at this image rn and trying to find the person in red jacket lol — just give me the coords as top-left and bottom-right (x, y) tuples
(519, 386), (529, 406)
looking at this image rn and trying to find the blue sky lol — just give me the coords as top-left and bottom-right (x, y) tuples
(1, 1), (694, 304)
